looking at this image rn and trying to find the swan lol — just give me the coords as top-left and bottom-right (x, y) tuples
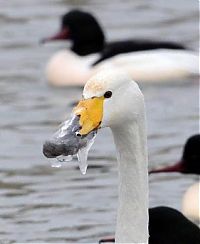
(150, 134), (200, 224)
(43, 69), (200, 243)
(42, 9), (198, 86)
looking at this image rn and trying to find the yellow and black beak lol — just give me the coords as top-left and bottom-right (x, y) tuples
(74, 96), (104, 135)
(43, 96), (104, 159)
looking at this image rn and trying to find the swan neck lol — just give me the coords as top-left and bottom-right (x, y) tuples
(112, 116), (149, 243)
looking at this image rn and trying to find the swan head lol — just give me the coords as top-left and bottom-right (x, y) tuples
(43, 69), (143, 158)
(41, 9), (105, 55)
(81, 69), (144, 130)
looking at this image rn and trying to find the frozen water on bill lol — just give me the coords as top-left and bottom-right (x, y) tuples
(50, 155), (73, 168)
(57, 155), (73, 162)
(77, 133), (96, 174)
(48, 114), (97, 173)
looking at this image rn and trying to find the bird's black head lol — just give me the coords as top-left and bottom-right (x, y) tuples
(42, 9), (105, 56)
(149, 134), (200, 175)
(181, 134), (200, 174)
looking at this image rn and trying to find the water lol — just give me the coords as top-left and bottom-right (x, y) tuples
(0, 0), (198, 243)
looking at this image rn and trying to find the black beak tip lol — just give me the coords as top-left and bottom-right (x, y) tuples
(43, 140), (58, 158)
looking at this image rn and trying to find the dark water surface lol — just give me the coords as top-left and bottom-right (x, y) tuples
(0, 0), (199, 243)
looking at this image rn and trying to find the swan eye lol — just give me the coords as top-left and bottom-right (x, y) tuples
(104, 91), (112, 98)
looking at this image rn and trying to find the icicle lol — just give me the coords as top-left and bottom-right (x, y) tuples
(77, 133), (96, 175)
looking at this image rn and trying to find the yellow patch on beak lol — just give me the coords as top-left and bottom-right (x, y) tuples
(74, 97), (104, 135)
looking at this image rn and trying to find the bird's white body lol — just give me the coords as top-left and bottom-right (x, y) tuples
(182, 182), (200, 226)
(46, 49), (198, 86)
(46, 50), (94, 86)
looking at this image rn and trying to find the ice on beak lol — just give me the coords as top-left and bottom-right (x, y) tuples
(43, 115), (96, 174)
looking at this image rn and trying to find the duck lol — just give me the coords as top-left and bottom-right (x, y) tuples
(149, 134), (200, 175)
(149, 134), (200, 224)
(43, 69), (200, 243)
(42, 10), (198, 86)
